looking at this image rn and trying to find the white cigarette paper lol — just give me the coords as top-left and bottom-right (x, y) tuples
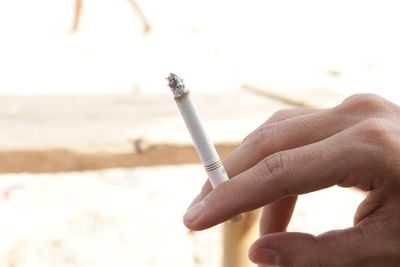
(167, 73), (244, 223)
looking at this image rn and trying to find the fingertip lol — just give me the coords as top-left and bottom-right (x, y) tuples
(186, 179), (213, 211)
(249, 232), (319, 266)
(249, 248), (281, 265)
(183, 201), (206, 230)
(183, 217), (204, 231)
(248, 238), (262, 257)
(248, 235), (275, 263)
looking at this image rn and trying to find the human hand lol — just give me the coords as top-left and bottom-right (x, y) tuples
(183, 94), (400, 266)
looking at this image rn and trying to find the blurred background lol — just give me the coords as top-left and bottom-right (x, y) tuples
(0, 0), (399, 266)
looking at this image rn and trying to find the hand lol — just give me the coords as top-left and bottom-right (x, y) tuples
(183, 94), (400, 266)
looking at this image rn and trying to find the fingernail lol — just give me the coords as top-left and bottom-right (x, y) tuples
(251, 248), (281, 265)
(183, 201), (205, 224)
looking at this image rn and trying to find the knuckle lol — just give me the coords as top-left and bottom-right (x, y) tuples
(354, 118), (397, 150)
(255, 152), (290, 189)
(241, 125), (263, 146)
(240, 132), (251, 145)
(263, 152), (287, 176)
(267, 109), (293, 123)
(338, 93), (391, 114)
(243, 108), (292, 146)
(243, 123), (278, 157)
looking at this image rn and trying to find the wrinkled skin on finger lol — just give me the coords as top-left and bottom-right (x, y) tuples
(184, 94), (400, 266)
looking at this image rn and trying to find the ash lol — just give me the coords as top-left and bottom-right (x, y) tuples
(166, 73), (188, 98)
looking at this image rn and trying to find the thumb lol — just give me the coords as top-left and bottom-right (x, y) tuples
(249, 226), (377, 267)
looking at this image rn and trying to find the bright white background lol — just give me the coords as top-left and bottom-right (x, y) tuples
(0, 0), (399, 103)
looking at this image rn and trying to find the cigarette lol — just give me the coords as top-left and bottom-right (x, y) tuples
(167, 73), (244, 223)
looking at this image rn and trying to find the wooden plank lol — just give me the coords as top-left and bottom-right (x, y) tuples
(223, 210), (261, 267)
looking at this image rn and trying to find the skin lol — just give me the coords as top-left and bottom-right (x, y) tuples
(183, 94), (400, 266)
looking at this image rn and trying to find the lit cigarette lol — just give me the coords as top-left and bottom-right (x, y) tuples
(167, 73), (244, 223)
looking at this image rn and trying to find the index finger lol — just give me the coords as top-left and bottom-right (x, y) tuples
(183, 123), (377, 230)
(187, 107), (322, 209)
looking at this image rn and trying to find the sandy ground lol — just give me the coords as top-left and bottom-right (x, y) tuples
(0, 166), (222, 267)
(0, 166), (364, 267)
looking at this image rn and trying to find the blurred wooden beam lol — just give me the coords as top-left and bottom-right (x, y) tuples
(126, 0), (151, 34)
(71, 0), (151, 34)
(71, 0), (82, 32)
(223, 210), (260, 267)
